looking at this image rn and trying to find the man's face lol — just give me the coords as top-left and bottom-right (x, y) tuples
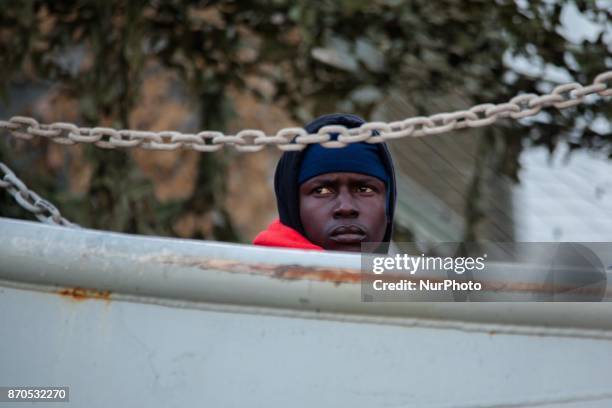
(299, 172), (387, 252)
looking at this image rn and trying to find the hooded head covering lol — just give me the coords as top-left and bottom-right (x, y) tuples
(298, 138), (391, 187)
(273, 113), (397, 251)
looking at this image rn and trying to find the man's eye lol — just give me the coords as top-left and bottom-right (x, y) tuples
(357, 186), (374, 193)
(314, 186), (333, 195)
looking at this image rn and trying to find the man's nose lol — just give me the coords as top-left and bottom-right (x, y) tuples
(333, 191), (359, 218)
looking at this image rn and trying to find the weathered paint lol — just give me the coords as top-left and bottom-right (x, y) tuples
(2, 218), (612, 407)
(157, 255), (362, 284)
(1, 217), (612, 331)
(156, 255), (610, 295)
(2, 285), (612, 408)
(57, 286), (112, 302)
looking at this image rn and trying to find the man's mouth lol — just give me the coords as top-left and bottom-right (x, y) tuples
(329, 225), (367, 244)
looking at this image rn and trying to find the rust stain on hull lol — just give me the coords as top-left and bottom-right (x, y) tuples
(159, 256), (362, 285)
(154, 256), (610, 296)
(58, 287), (112, 302)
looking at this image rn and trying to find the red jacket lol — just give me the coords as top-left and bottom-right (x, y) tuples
(253, 219), (323, 251)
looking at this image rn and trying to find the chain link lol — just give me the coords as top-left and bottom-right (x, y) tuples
(1, 70), (610, 152)
(0, 71), (609, 226)
(0, 161), (78, 228)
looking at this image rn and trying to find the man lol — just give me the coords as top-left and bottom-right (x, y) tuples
(253, 113), (397, 253)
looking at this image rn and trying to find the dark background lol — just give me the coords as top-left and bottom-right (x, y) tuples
(1, 0), (610, 243)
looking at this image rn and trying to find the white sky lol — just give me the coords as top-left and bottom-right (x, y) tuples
(505, 0), (611, 82)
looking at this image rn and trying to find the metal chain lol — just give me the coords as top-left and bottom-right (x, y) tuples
(0, 161), (78, 228)
(1, 71), (610, 153)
